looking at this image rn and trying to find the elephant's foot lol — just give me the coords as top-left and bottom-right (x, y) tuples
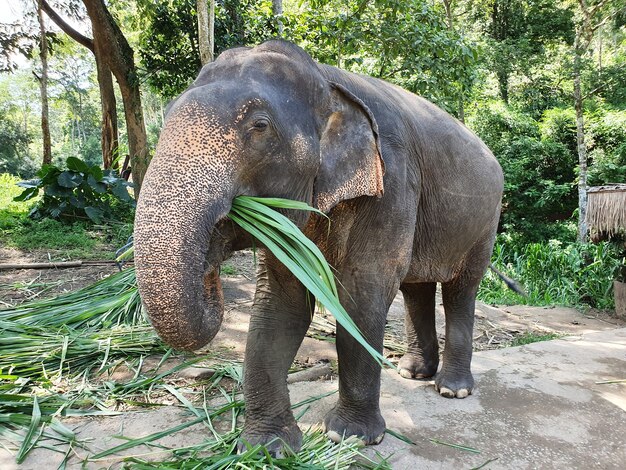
(434, 367), (474, 398)
(323, 404), (386, 445)
(238, 421), (302, 457)
(398, 353), (438, 380)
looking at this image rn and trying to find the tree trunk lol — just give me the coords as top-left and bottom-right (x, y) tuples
(96, 55), (118, 169)
(41, 0), (119, 169)
(197, 0), (214, 65)
(496, 69), (509, 104)
(82, 0), (149, 197)
(36, 0), (52, 166)
(209, 0), (214, 61)
(573, 56), (588, 242)
(442, 0), (465, 122)
(273, 0), (283, 36)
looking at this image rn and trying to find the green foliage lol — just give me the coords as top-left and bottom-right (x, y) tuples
(539, 107), (577, 155)
(221, 263), (237, 275)
(1, 173), (133, 260)
(468, 0), (574, 104)
(509, 332), (560, 346)
(0, 174), (33, 229)
(468, 102), (577, 242)
(139, 0), (276, 98)
(480, 238), (623, 309)
(587, 109), (626, 185)
(593, 61), (626, 106)
(137, 0), (477, 113)
(0, 216), (133, 260)
(287, 0), (477, 112)
(0, 104), (34, 176)
(14, 157), (134, 223)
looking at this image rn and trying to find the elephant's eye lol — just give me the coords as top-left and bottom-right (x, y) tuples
(251, 118), (269, 131)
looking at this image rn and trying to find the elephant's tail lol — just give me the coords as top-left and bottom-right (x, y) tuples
(489, 264), (527, 297)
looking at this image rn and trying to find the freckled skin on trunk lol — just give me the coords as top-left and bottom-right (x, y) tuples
(134, 40), (503, 455)
(134, 98), (239, 351)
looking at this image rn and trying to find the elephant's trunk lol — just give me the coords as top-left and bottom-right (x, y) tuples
(134, 104), (237, 351)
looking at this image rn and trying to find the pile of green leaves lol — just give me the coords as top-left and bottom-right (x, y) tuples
(0, 195), (395, 467)
(14, 156), (134, 223)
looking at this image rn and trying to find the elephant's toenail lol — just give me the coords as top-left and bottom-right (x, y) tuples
(456, 389), (469, 398)
(326, 430), (343, 443)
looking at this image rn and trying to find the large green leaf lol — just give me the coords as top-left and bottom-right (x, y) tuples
(57, 171), (83, 188)
(84, 206), (104, 222)
(229, 196), (394, 368)
(66, 157), (90, 174)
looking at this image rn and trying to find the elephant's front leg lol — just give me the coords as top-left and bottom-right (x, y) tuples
(324, 278), (392, 445)
(240, 253), (313, 455)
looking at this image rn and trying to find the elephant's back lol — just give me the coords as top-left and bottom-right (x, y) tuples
(318, 64), (503, 284)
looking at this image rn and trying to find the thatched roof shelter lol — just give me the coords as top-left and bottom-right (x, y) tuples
(587, 184), (626, 243)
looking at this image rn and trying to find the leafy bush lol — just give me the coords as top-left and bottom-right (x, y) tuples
(468, 102), (577, 243)
(539, 107), (577, 156)
(0, 106), (35, 177)
(587, 109), (626, 185)
(14, 157), (134, 223)
(480, 238), (623, 309)
(467, 101), (540, 154)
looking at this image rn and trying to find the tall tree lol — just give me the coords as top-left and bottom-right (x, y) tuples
(469, 0), (573, 104)
(40, 0), (119, 169)
(442, 0), (466, 121)
(273, 0), (283, 36)
(197, 0), (215, 65)
(82, 0), (149, 195)
(571, 0), (626, 241)
(35, 0), (52, 165)
(138, 0), (276, 99)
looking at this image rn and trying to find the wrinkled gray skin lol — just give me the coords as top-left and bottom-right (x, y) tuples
(134, 40), (503, 454)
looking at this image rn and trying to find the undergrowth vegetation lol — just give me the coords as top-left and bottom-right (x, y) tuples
(14, 157), (134, 223)
(1, 173), (133, 260)
(479, 237), (623, 309)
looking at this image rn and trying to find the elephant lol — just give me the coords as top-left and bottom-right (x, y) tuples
(134, 39), (503, 453)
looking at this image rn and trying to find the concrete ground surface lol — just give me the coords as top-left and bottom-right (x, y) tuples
(2, 327), (624, 469)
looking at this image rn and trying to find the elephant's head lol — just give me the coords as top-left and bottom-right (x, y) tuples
(134, 40), (384, 351)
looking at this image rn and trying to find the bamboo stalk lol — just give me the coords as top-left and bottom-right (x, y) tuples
(0, 261), (129, 270)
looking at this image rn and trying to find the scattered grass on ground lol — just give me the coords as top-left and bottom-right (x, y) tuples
(0, 196), (396, 468)
(220, 263), (237, 275)
(509, 332), (561, 347)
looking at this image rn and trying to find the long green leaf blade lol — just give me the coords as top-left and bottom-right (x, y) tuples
(230, 197), (394, 368)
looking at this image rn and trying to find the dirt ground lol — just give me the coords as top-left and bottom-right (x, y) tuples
(1, 246), (624, 363)
(3, 246), (626, 468)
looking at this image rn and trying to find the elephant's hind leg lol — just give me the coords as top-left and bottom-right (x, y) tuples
(435, 276), (480, 399)
(398, 282), (439, 380)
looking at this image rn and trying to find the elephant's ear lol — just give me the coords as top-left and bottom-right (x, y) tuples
(314, 82), (385, 213)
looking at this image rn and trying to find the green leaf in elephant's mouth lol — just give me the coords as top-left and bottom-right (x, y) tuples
(229, 196), (394, 369)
